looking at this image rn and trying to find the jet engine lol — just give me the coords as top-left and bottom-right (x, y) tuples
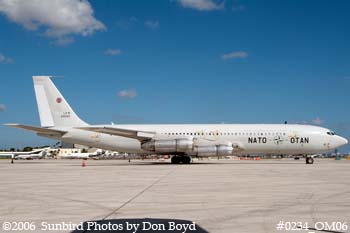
(141, 139), (193, 153)
(195, 143), (234, 156)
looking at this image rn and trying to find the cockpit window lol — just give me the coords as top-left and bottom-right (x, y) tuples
(327, 131), (336, 136)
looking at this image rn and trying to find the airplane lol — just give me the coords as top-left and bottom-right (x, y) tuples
(60, 152), (90, 159)
(5, 76), (348, 164)
(0, 147), (49, 160)
(60, 149), (103, 159)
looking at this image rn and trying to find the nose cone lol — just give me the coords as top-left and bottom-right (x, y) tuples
(337, 136), (348, 147)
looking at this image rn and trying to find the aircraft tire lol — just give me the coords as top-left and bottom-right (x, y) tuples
(171, 156), (180, 164)
(182, 156), (191, 164)
(306, 157), (314, 164)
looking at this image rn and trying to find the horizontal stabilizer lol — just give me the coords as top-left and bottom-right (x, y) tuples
(77, 126), (155, 141)
(4, 124), (66, 136)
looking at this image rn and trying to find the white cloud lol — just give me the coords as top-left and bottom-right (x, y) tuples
(116, 17), (138, 30)
(117, 89), (137, 99)
(0, 0), (106, 43)
(311, 117), (324, 125)
(221, 51), (248, 60)
(177, 0), (224, 11)
(0, 53), (13, 63)
(51, 37), (75, 47)
(104, 49), (122, 56)
(144, 20), (159, 29)
(0, 104), (6, 112)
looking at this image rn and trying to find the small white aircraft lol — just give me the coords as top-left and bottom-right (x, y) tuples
(60, 153), (90, 159)
(0, 147), (49, 160)
(5, 76), (348, 164)
(60, 149), (103, 159)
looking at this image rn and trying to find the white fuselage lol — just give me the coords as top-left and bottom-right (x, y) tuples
(48, 124), (347, 156)
(0, 149), (47, 159)
(60, 153), (90, 159)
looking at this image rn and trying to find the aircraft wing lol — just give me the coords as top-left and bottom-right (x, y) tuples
(195, 138), (244, 150)
(77, 126), (155, 141)
(4, 124), (66, 137)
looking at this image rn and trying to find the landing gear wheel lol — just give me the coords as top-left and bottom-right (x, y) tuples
(171, 155), (191, 164)
(171, 156), (180, 164)
(182, 156), (191, 164)
(306, 157), (314, 164)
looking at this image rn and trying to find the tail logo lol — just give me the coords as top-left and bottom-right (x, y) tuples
(56, 97), (62, 103)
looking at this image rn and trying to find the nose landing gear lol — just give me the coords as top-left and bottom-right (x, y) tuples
(306, 157), (314, 164)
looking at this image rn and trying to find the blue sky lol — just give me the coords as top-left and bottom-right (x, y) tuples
(0, 0), (350, 150)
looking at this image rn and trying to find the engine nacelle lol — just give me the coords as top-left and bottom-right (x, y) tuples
(141, 139), (193, 153)
(195, 144), (233, 157)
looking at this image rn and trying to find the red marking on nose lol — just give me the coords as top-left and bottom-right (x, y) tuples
(56, 97), (62, 103)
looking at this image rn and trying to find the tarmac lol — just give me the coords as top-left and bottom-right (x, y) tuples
(0, 158), (349, 233)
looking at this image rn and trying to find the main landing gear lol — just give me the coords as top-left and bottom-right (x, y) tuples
(305, 157), (314, 164)
(171, 155), (192, 164)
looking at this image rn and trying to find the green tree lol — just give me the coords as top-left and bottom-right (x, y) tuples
(23, 147), (33, 152)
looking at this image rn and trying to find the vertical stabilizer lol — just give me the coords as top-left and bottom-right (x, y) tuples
(33, 76), (88, 127)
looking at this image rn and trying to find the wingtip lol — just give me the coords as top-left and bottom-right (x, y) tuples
(3, 123), (19, 126)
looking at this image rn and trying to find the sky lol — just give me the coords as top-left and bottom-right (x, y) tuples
(0, 0), (349, 150)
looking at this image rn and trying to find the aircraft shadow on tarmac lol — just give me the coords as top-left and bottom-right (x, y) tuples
(64, 161), (307, 167)
(71, 218), (209, 233)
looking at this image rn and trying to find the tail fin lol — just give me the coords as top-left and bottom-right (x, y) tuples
(33, 76), (88, 127)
